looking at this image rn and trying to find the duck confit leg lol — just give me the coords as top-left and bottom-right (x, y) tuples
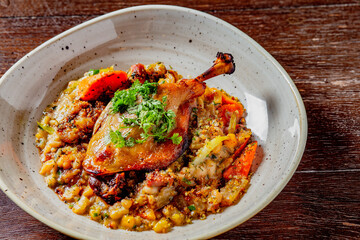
(83, 53), (236, 176)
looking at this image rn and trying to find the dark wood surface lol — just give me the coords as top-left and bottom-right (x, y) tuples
(0, 0), (359, 239)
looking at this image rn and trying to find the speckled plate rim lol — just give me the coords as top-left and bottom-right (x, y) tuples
(0, 4), (308, 239)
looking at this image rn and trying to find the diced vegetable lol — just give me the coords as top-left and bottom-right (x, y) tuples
(220, 178), (249, 206)
(120, 215), (136, 229)
(99, 66), (114, 74)
(223, 133), (238, 149)
(192, 135), (230, 166)
(153, 218), (172, 233)
(110, 206), (129, 220)
(170, 212), (185, 226)
(222, 94), (242, 106)
(82, 186), (94, 198)
(228, 111), (237, 133)
(223, 141), (257, 180)
(78, 70), (129, 101)
(127, 63), (147, 83)
(39, 159), (56, 175)
(140, 209), (156, 220)
(121, 199), (133, 209)
(232, 136), (250, 159)
(62, 185), (81, 201)
(72, 196), (90, 214)
(219, 104), (243, 127)
(218, 94), (244, 127)
(63, 81), (79, 94)
(86, 66), (114, 76)
(37, 122), (54, 134)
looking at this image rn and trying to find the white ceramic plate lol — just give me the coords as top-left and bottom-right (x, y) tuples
(0, 5), (307, 239)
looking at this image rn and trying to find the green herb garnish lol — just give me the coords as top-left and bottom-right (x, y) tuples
(88, 69), (100, 76)
(111, 80), (158, 114)
(109, 80), (182, 147)
(188, 205), (196, 211)
(182, 177), (192, 185)
(109, 130), (136, 148)
(37, 122), (54, 134)
(169, 133), (183, 145)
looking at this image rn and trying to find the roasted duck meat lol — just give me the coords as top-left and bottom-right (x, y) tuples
(83, 52), (236, 175)
(89, 171), (146, 204)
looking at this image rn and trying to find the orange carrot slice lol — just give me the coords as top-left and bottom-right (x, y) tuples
(219, 103), (244, 126)
(232, 137), (250, 158)
(222, 94), (243, 108)
(218, 94), (244, 126)
(223, 141), (257, 180)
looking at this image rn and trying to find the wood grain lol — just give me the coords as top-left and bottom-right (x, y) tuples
(0, 0), (358, 17)
(0, 0), (359, 239)
(216, 171), (360, 239)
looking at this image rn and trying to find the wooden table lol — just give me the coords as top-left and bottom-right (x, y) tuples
(0, 1), (359, 239)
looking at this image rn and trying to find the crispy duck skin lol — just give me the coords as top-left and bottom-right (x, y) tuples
(83, 53), (236, 175)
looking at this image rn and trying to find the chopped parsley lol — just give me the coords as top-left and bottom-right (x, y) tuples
(109, 130), (135, 148)
(188, 205), (196, 211)
(169, 133), (182, 145)
(88, 69), (100, 76)
(111, 80), (158, 114)
(109, 80), (182, 147)
(182, 177), (192, 185)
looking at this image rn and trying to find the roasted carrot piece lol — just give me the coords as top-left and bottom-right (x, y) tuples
(222, 94), (243, 108)
(232, 137), (250, 158)
(223, 141), (257, 180)
(78, 71), (129, 101)
(219, 103), (244, 126)
(218, 94), (244, 126)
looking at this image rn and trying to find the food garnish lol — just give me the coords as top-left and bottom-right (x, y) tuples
(37, 122), (54, 134)
(36, 53), (258, 233)
(109, 80), (181, 145)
